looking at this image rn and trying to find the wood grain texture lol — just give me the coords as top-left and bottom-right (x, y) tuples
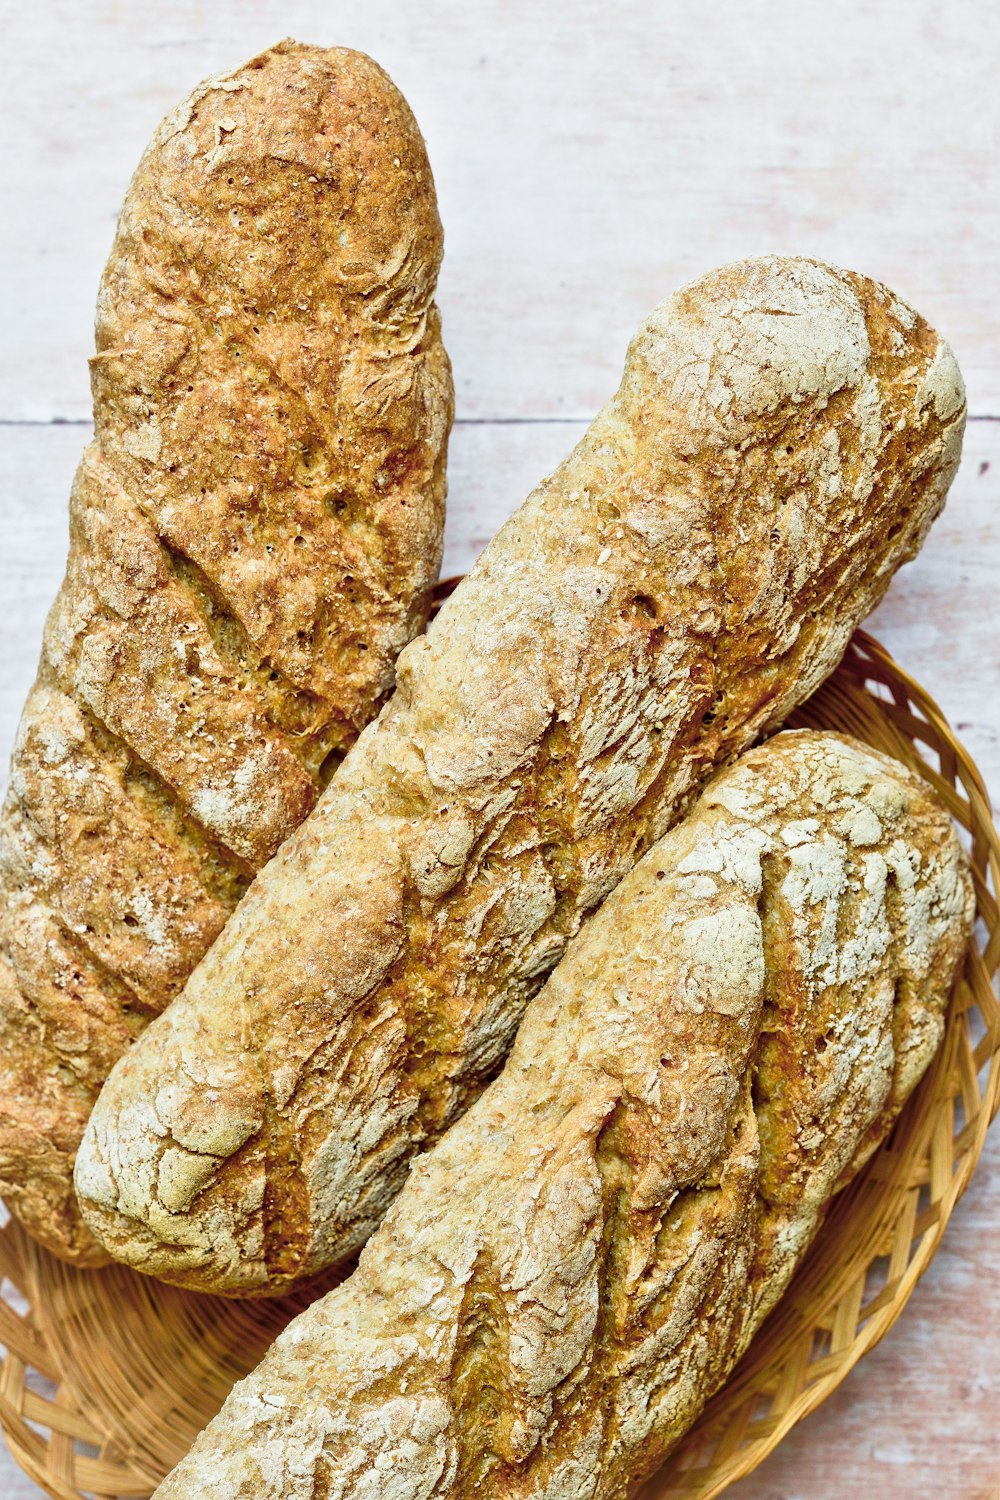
(3, 0), (1000, 422)
(1, 0), (998, 1495)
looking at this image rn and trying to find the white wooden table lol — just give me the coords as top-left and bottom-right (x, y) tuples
(1, 3), (998, 1496)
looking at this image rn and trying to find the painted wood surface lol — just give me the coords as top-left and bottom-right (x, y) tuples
(0, 1), (998, 1495)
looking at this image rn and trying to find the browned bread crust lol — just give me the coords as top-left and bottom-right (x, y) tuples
(77, 257), (964, 1293)
(150, 731), (974, 1499)
(0, 40), (452, 1262)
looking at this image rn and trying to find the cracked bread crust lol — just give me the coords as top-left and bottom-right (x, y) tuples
(76, 257), (965, 1294)
(0, 40), (452, 1263)
(150, 731), (974, 1499)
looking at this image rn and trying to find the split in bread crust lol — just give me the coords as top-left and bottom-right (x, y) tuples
(76, 256), (965, 1293)
(0, 40), (452, 1262)
(151, 731), (974, 1499)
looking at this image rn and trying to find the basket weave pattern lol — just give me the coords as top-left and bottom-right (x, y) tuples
(0, 630), (997, 1500)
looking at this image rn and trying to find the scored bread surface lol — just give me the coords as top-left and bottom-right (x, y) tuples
(76, 256), (965, 1293)
(151, 731), (974, 1499)
(0, 39), (452, 1262)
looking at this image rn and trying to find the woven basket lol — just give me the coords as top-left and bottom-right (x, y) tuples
(0, 629), (997, 1500)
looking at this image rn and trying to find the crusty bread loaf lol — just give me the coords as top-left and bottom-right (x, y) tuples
(76, 257), (965, 1294)
(0, 40), (452, 1263)
(150, 731), (973, 1499)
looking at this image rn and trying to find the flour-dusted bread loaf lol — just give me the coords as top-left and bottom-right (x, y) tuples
(0, 40), (451, 1263)
(77, 257), (965, 1294)
(151, 731), (973, 1499)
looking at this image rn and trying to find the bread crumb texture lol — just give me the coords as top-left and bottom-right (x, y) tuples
(76, 255), (965, 1293)
(0, 39), (452, 1262)
(151, 730), (973, 1499)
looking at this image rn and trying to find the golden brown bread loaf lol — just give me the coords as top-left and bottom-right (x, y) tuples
(0, 40), (452, 1263)
(150, 731), (973, 1499)
(76, 257), (965, 1294)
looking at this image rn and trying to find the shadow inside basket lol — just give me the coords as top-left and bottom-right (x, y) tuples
(1, 631), (997, 1500)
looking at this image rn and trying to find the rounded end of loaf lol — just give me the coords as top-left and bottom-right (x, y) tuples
(74, 1010), (272, 1295)
(90, 34), (452, 733)
(618, 254), (966, 732)
(625, 252), (965, 462)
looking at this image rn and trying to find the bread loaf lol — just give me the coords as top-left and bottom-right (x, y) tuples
(76, 257), (965, 1294)
(0, 40), (451, 1263)
(150, 731), (973, 1499)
